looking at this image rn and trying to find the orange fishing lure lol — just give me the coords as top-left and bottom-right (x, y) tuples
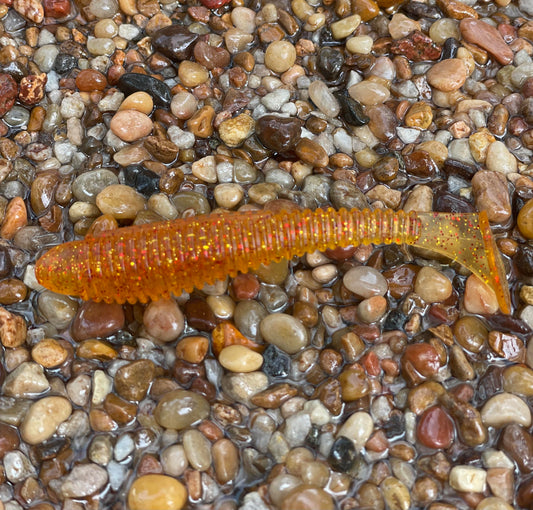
(35, 207), (511, 314)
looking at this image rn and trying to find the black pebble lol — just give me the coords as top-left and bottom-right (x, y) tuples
(328, 436), (357, 472)
(317, 47), (345, 82)
(53, 54), (78, 74)
(334, 92), (369, 126)
(516, 244), (533, 277)
(383, 309), (407, 331)
(117, 73), (171, 109)
(124, 165), (160, 198)
(262, 345), (290, 378)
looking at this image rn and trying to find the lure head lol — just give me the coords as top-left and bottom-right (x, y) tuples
(412, 211), (511, 315)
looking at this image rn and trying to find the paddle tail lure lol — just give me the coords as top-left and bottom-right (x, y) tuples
(35, 208), (511, 314)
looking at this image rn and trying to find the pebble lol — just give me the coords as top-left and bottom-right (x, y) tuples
(486, 141), (518, 175)
(256, 115), (303, 152)
(381, 477), (411, 510)
(115, 360), (155, 401)
(337, 411), (374, 451)
(265, 41), (297, 73)
(154, 390), (210, 429)
(348, 81), (390, 106)
(518, 199), (533, 239)
(460, 19), (513, 65)
(20, 396), (72, 444)
(472, 171), (511, 224)
(143, 299), (184, 342)
(117, 73), (171, 108)
(449, 465), (487, 493)
(218, 113), (255, 147)
(31, 338), (68, 368)
(414, 266), (452, 303)
(120, 92), (154, 114)
(463, 275), (499, 315)
(212, 438), (239, 484)
(161, 445), (188, 477)
(71, 300), (124, 341)
(3, 362), (49, 397)
(308, 80), (340, 117)
(481, 393), (532, 428)
(416, 406), (454, 449)
(281, 485), (334, 510)
(183, 429), (212, 471)
(62, 464), (109, 498)
(0, 423), (19, 459)
(110, 110), (153, 142)
(219, 345), (263, 372)
(426, 58), (468, 91)
(4, 451), (35, 483)
(38, 292), (76, 328)
(128, 475), (187, 510)
(96, 184), (146, 220)
(152, 25), (198, 61)
(331, 14), (361, 39)
(260, 313), (308, 354)
(221, 371), (269, 404)
(343, 265), (388, 298)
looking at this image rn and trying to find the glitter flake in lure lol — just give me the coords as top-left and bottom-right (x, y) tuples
(35, 208), (511, 314)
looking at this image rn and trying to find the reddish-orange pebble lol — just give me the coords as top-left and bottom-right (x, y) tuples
(75, 69), (108, 92)
(417, 406), (455, 449)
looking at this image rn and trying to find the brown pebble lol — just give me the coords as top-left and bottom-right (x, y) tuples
(71, 301), (125, 342)
(115, 360), (156, 401)
(295, 138), (329, 167)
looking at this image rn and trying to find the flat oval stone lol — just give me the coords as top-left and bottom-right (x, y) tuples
(154, 389), (210, 430)
(460, 19), (513, 65)
(219, 345), (264, 372)
(128, 475), (187, 510)
(72, 169), (119, 203)
(343, 266), (388, 298)
(260, 313), (308, 354)
(118, 73), (171, 108)
(152, 25), (198, 62)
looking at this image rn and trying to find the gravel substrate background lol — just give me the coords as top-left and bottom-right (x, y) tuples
(0, 0), (532, 508)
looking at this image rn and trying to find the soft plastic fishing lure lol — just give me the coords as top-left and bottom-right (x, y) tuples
(35, 208), (511, 314)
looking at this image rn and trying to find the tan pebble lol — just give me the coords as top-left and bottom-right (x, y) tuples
(414, 266), (452, 303)
(128, 474), (187, 510)
(143, 298), (184, 343)
(96, 184), (146, 220)
(469, 128), (496, 163)
(110, 110), (153, 142)
(346, 35), (373, 54)
(175, 336), (209, 364)
(219, 345), (263, 372)
(380, 477), (411, 510)
(31, 338), (68, 368)
(348, 80), (390, 105)
(481, 392), (532, 428)
(358, 296), (387, 323)
(264, 40), (297, 73)
(1, 197), (27, 240)
(404, 102), (432, 130)
(214, 183), (244, 208)
(449, 465), (486, 493)
(20, 396), (72, 444)
(388, 13), (420, 39)
(426, 58), (468, 91)
(77, 340), (118, 361)
(330, 14), (361, 39)
(212, 438), (239, 484)
(113, 145), (151, 166)
(518, 199), (533, 239)
(463, 275), (499, 315)
(178, 61), (209, 88)
(281, 485), (334, 510)
(218, 113), (255, 147)
(476, 497), (514, 510)
(0, 307), (26, 348)
(416, 140), (448, 168)
(119, 92), (154, 114)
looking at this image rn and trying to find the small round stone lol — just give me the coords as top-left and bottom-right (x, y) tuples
(171, 91), (198, 120)
(178, 61), (209, 88)
(143, 299), (184, 342)
(426, 58), (468, 91)
(96, 184), (146, 220)
(128, 475), (187, 510)
(260, 313), (309, 354)
(518, 199), (533, 239)
(416, 406), (454, 449)
(265, 41), (297, 73)
(219, 345), (264, 372)
(414, 266), (452, 303)
(343, 266), (388, 298)
(281, 485), (334, 510)
(119, 92), (154, 115)
(20, 396), (72, 444)
(154, 390), (210, 430)
(31, 338), (68, 368)
(110, 110), (153, 142)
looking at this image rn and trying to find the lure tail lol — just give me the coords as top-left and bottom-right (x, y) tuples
(35, 208), (510, 313)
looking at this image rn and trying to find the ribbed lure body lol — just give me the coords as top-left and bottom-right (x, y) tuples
(36, 208), (421, 304)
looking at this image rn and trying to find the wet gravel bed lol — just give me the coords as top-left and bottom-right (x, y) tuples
(0, 0), (533, 508)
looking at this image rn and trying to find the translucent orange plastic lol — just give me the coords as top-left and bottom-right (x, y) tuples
(35, 208), (511, 313)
